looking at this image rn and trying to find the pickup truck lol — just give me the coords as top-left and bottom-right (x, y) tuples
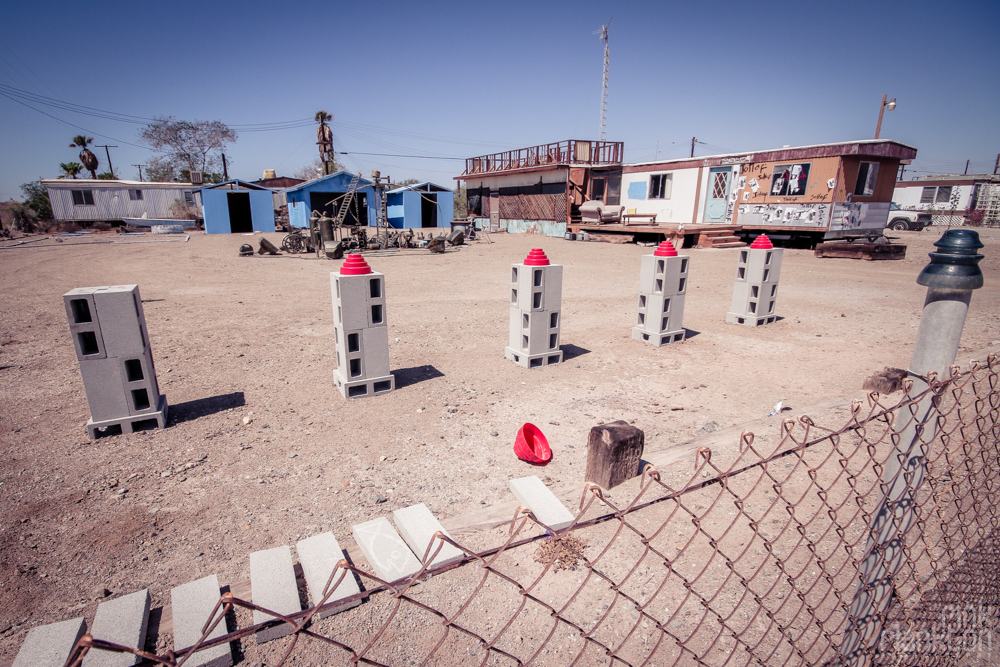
(885, 202), (928, 231)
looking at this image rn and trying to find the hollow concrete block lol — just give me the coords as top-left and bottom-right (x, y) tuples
(362, 326), (390, 378)
(78, 357), (130, 422)
(296, 532), (361, 618)
(249, 546), (301, 643)
(12, 617), (86, 667)
(83, 589), (150, 667)
(393, 504), (463, 569)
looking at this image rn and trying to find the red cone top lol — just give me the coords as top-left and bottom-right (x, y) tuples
(513, 423), (552, 465)
(653, 241), (678, 257)
(523, 249), (550, 266)
(750, 234), (773, 249)
(340, 254), (372, 275)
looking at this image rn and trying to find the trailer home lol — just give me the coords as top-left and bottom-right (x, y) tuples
(43, 179), (199, 224)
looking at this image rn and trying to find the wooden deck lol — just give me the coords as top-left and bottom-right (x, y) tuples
(568, 222), (746, 248)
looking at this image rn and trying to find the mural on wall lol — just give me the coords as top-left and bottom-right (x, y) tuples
(737, 203), (830, 228)
(770, 163), (811, 196)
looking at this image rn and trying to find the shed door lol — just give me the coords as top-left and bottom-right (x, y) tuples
(228, 192), (253, 233)
(420, 193), (438, 227)
(703, 167), (731, 223)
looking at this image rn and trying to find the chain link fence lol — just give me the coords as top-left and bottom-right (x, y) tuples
(66, 353), (1000, 666)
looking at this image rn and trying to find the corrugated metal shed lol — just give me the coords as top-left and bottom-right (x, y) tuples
(196, 180), (275, 234)
(42, 180), (199, 222)
(386, 182), (454, 229)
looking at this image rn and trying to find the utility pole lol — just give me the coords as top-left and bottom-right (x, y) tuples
(964, 159), (970, 175)
(222, 153), (229, 181)
(655, 140), (659, 161)
(95, 145), (118, 178)
(994, 153), (999, 175)
(690, 137), (697, 158)
(132, 164), (144, 182)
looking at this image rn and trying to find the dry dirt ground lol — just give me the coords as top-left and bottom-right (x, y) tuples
(1, 227), (999, 663)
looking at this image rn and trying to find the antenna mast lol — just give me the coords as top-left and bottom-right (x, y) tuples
(599, 18), (612, 141)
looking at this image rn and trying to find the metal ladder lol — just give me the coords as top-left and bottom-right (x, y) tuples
(333, 172), (362, 227)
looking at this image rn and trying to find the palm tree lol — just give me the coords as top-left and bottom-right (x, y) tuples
(59, 162), (83, 179)
(315, 111), (334, 175)
(69, 135), (99, 179)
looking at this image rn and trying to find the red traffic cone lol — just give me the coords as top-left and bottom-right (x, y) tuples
(653, 241), (678, 257)
(513, 423), (552, 465)
(340, 254), (373, 275)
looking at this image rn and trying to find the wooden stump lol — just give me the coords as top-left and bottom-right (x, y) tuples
(585, 421), (645, 490)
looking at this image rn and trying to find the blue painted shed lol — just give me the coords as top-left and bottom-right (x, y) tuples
(198, 180), (275, 234)
(284, 171), (377, 229)
(386, 182), (454, 229)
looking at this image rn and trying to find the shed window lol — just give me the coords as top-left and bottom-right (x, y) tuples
(649, 174), (672, 199)
(854, 162), (879, 197)
(920, 186), (936, 203)
(71, 190), (95, 206)
(128, 189), (144, 200)
(935, 186), (953, 203)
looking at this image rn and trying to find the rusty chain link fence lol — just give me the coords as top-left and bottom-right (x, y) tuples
(65, 353), (1000, 667)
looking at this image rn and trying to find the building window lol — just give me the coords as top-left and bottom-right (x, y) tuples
(712, 171), (730, 199)
(918, 185), (955, 205)
(129, 189), (144, 200)
(649, 174), (672, 199)
(183, 191), (194, 204)
(770, 163), (811, 196)
(854, 162), (879, 197)
(591, 177), (606, 201)
(71, 190), (95, 206)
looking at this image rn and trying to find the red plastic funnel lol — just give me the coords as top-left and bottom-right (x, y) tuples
(340, 254), (373, 275)
(514, 423), (552, 465)
(653, 241), (678, 257)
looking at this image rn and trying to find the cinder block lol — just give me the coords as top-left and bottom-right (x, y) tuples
(78, 357), (129, 422)
(333, 272), (386, 330)
(332, 371), (395, 399)
(636, 293), (685, 333)
(352, 517), (422, 582)
(512, 264), (561, 311)
(509, 476), (575, 531)
(508, 308), (522, 350)
(170, 574), (232, 667)
(738, 248), (783, 283)
(504, 347), (563, 369)
(542, 265), (563, 312)
(118, 352), (160, 411)
(393, 504), (463, 569)
(69, 322), (107, 361)
(631, 327), (686, 346)
(249, 546), (301, 643)
(93, 286), (147, 357)
(296, 532), (361, 618)
(83, 589), (150, 667)
(12, 617), (86, 667)
(362, 326), (390, 378)
(87, 395), (168, 439)
(519, 309), (555, 356)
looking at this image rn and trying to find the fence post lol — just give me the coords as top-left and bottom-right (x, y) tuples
(840, 229), (984, 665)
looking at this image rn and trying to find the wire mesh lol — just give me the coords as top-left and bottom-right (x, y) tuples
(64, 354), (1000, 667)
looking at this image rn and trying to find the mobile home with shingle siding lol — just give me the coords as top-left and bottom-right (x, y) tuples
(43, 180), (198, 223)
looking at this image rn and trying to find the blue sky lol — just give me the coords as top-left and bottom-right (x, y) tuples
(2, 0), (998, 201)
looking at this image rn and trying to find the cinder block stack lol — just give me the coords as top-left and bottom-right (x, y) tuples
(331, 255), (395, 398)
(725, 234), (783, 327)
(63, 285), (167, 439)
(631, 240), (688, 346)
(504, 248), (564, 368)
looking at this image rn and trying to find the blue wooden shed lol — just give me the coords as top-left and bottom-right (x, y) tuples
(386, 182), (454, 229)
(198, 180), (275, 234)
(284, 171), (377, 229)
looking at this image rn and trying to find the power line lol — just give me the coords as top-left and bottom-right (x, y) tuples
(339, 151), (465, 160)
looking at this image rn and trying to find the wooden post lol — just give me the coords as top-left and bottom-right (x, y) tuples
(585, 420), (644, 490)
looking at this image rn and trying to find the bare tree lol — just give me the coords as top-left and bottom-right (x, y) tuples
(139, 116), (237, 176)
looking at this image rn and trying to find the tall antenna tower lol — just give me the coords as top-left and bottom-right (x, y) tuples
(598, 18), (612, 141)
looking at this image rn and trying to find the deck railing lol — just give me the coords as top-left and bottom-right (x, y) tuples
(463, 140), (623, 176)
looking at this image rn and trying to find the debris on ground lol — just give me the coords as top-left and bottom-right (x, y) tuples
(534, 535), (588, 571)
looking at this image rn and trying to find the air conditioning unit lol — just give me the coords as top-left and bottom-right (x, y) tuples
(190, 171), (204, 185)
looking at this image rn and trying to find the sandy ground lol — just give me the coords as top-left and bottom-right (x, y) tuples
(1, 227), (999, 663)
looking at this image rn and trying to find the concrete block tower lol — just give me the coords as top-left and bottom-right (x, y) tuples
(632, 241), (688, 346)
(504, 248), (563, 368)
(332, 254), (395, 398)
(63, 285), (168, 438)
(725, 234), (783, 327)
